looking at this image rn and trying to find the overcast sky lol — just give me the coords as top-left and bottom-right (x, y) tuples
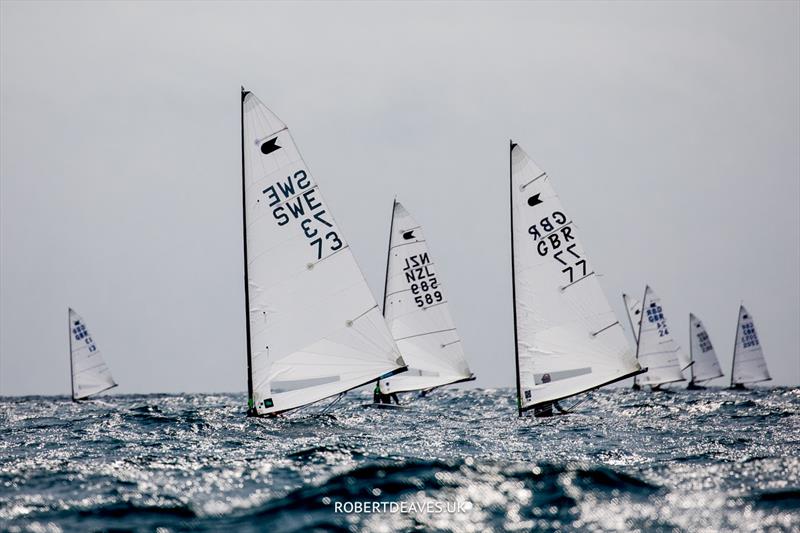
(1, 1), (798, 396)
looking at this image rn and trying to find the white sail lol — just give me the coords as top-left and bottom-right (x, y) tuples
(634, 286), (685, 386)
(241, 90), (406, 415)
(69, 308), (116, 400)
(622, 293), (643, 343)
(730, 304), (771, 386)
(688, 313), (724, 384)
(510, 143), (641, 413)
(379, 200), (474, 394)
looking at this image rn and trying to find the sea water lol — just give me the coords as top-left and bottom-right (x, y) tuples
(1, 387), (798, 532)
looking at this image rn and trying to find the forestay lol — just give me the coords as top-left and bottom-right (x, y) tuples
(69, 308), (117, 400)
(510, 142), (641, 413)
(634, 286), (685, 387)
(379, 201), (474, 394)
(730, 305), (771, 386)
(241, 90), (406, 415)
(688, 313), (724, 384)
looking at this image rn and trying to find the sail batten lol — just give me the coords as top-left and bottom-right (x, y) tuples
(730, 304), (771, 386)
(69, 308), (116, 401)
(241, 90), (406, 415)
(510, 143), (641, 411)
(379, 200), (474, 395)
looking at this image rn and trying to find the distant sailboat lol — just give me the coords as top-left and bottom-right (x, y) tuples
(622, 293), (644, 390)
(69, 308), (117, 401)
(378, 200), (475, 399)
(509, 142), (643, 417)
(686, 313), (724, 389)
(629, 286), (685, 390)
(239, 88), (407, 416)
(730, 304), (771, 389)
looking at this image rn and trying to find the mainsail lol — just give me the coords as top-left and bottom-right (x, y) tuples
(730, 304), (771, 387)
(510, 142), (642, 415)
(634, 286), (685, 387)
(379, 200), (474, 394)
(240, 89), (406, 415)
(688, 313), (724, 384)
(69, 308), (117, 401)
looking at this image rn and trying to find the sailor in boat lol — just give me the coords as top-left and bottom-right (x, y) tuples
(373, 382), (400, 405)
(533, 373), (568, 417)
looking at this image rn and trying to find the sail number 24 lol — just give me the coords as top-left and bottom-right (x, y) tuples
(262, 170), (344, 260)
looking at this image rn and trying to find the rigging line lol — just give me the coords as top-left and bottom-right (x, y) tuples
(559, 271), (596, 292)
(319, 392), (346, 415)
(441, 340), (462, 348)
(394, 327), (457, 342)
(562, 394), (590, 413)
(419, 300), (449, 312)
(385, 287), (413, 297)
(308, 245), (351, 267)
(591, 321), (619, 337)
(390, 240), (428, 250)
(520, 172), (547, 189)
(350, 304), (379, 324)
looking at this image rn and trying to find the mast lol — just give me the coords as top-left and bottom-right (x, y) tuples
(241, 87), (255, 415)
(622, 293), (640, 389)
(68, 307), (75, 401)
(381, 198), (397, 316)
(730, 303), (743, 388)
(688, 314), (694, 385)
(634, 286), (647, 366)
(509, 140), (522, 417)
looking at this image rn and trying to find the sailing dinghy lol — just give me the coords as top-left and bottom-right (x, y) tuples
(628, 286), (685, 390)
(377, 200), (475, 400)
(239, 88), (407, 416)
(509, 142), (643, 417)
(686, 313), (724, 389)
(69, 308), (117, 401)
(622, 293), (644, 389)
(730, 304), (771, 389)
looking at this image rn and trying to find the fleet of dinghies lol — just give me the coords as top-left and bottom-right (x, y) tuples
(62, 88), (775, 415)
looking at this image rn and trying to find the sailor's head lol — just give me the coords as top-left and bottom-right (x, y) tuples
(541, 373), (552, 384)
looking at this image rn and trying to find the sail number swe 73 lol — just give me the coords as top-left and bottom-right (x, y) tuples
(262, 170), (343, 260)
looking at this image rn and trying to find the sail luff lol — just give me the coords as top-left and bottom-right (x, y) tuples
(241, 87), (255, 415)
(689, 313), (695, 384)
(730, 304), (743, 387)
(68, 307), (75, 400)
(509, 140), (522, 416)
(381, 198), (397, 315)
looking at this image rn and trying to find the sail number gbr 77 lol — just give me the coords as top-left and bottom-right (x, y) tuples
(262, 170), (343, 261)
(527, 211), (586, 286)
